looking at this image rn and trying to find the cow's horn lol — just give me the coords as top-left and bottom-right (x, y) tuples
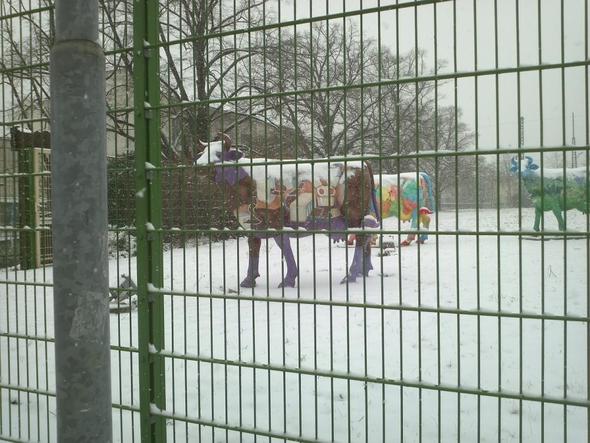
(217, 132), (232, 150)
(198, 139), (207, 147)
(525, 156), (533, 166)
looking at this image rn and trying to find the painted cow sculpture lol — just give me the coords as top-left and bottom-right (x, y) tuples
(374, 173), (435, 246)
(195, 134), (380, 287)
(510, 156), (589, 231)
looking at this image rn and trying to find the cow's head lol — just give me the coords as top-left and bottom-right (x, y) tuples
(510, 156), (539, 176)
(194, 132), (251, 205)
(194, 132), (244, 165)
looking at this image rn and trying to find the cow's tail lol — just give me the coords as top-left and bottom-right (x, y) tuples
(365, 161), (381, 221)
(421, 172), (435, 212)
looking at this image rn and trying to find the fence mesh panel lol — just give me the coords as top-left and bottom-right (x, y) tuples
(1, 0), (589, 442)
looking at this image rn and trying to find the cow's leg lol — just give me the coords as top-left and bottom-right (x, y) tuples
(341, 242), (363, 283)
(240, 237), (261, 288)
(401, 209), (419, 246)
(274, 235), (298, 288)
(361, 217), (379, 275)
(342, 235), (372, 283)
(418, 213), (431, 243)
(552, 207), (566, 231)
(363, 237), (373, 277)
(533, 207), (543, 232)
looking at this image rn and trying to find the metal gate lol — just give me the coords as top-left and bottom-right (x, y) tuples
(1, 0), (589, 442)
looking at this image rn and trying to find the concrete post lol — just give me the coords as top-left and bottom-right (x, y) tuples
(50, 0), (111, 441)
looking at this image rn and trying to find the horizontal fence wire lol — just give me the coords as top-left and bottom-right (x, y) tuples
(148, 350), (590, 408)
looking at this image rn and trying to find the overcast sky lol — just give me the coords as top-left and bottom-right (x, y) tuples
(267, 0), (588, 162)
(2, 0), (586, 165)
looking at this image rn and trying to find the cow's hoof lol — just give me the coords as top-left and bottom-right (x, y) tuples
(278, 278), (296, 288)
(240, 278), (257, 288)
(341, 275), (357, 284)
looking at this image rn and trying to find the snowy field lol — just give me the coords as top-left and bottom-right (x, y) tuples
(1, 208), (589, 442)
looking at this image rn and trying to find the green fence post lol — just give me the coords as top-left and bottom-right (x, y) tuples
(134, 0), (166, 441)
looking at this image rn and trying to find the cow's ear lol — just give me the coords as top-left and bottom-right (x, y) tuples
(529, 164), (539, 170)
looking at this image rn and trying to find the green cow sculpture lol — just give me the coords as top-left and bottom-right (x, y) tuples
(510, 156), (589, 231)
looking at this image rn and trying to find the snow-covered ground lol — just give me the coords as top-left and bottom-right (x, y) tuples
(1, 208), (588, 442)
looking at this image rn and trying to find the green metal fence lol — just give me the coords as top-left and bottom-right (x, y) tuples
(1, 0), (589, 441)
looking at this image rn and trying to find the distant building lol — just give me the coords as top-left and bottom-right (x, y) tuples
(5, 62), (309, 160)
(210, 109), (309, 159)
(164, 106), (309, 161)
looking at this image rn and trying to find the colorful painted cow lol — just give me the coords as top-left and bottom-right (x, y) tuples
(195, 134), (380, 287)
(374, 173), (435, 246)
(510, 156), (589, 231)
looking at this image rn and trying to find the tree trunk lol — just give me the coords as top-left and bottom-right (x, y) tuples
(194, 0), (210, 141)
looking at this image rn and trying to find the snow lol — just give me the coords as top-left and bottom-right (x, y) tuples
(195, 142), (366, 203)
(374, 172), (426, 187)
(532, 167), (587, 181)
(1, 208), (588, 442)
(194, 140), (224, 166)
(240, 161), (361, 204)
(512, 158), (588, 181)
(241, 158), (364, 190)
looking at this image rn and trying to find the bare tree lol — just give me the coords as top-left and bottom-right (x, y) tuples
(156, 0), (269, 159)
(251, 22), (394, 157)
(0, 0), (52, 131)
(99, 0), (269, 159)
(1, 0), (269, 159)
(250, 21), (473, 204)
(407, 105), (474, 197)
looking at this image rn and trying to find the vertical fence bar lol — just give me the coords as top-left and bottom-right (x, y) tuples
(134, 0), (166, 442)
(49, 0), (111, 441)
(17, 148), (37, 269)
(586, 3), (590, 440)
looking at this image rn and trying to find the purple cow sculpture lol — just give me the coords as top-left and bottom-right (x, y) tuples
(195, 133), (380, 287)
